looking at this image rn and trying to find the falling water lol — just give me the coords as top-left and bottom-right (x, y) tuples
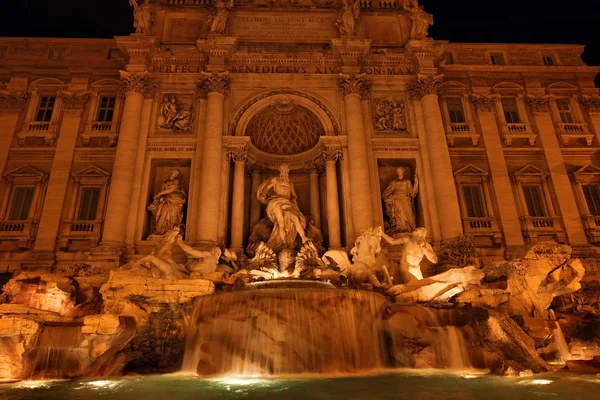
(552, 323), (572, 362)
(29, 325), (82, 379)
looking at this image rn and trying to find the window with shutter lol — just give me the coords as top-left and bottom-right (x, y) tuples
(582, 185), (600, 216)
(501, 97), (521, 124)
(96, 96), (116, 123)
(446, 97), (466, 123)
(77, 187), (101, 221)
(9, 187), (35, 220)
(462, 186), (485, 218)
(522, 185), (546, 217)
(556, 98), (574, 124)
(35, 96), (56, 122)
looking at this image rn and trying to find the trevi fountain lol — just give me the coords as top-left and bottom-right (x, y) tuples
(0, 0), (599, 399)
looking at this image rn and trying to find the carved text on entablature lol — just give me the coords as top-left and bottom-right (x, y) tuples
(151, 64), (204, 73)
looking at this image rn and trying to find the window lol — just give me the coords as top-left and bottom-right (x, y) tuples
(522, 185), (546, 217)
(443, 52), (454, 65)
(501, 97), (521, 124)
(583, 185), (600, 216)
(96, 96), (116, 122)
(490, 53), (505, 65)
(8, 187), (35, 220)
(556, 98), (574, 124)
(543, 55), (555, 66)
(35, 96), (56, 122)
(462, 186), (485, 218)
(77, 187), (101, 221)
(446, 97), (466, 123)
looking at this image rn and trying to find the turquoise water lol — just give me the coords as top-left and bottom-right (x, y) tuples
(1, 371), (599, 400)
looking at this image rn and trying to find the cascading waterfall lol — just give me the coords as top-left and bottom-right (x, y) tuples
(182, 281), (474, 376)
(30, 326), (82, 379)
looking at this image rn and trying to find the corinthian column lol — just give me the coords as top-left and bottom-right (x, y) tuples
(323, 148), (342, 249)
(98, 71), (157, 255)
(408, 74), (462, 241)
(196, 72), (230, 247)
(339, 73), (374, 237)
(307, 165), (323, 229)
(228, 150), (247, 254)
(247, 164), (264, 231)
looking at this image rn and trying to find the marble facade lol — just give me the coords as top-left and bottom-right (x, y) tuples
(0, 0), (599, 275)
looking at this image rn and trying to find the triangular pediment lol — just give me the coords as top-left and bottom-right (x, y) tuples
(573, 164), (600, 176)
(3, 165), (47, 180)
(454, 164), (488, 176)
(513, 165), (548, 177)
(72, 165), (111, 178)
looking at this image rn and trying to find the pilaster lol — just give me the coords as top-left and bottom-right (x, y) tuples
(0, 89), (29, 177)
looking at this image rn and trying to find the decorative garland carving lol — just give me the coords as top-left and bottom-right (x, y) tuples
(580, 95), (600, 113)
(406, 74), (443, 100)
(227, 149), (248, 163)
(60, 91), (91, 110)
(0, 90), (30, 110)
(470, 93), (499, 112)
(526, 94), (554, 113)
(119, 70), (158, 98)
(322, 148), (343, 163)
(339, 73), (370, 98)
(198, 71), (230, 96)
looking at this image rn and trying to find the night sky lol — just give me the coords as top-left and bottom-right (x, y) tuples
(1, 1), (599, 69)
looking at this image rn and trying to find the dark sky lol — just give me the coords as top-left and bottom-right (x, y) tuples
(1, 0), (599, 67)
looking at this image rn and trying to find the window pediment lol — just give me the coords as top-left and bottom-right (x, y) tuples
(513, 165), (548, 178)
(3, 165), (48, 184)
(454, 164), (489, 177)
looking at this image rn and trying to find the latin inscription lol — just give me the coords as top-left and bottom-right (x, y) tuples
(232, 16), (337, 42)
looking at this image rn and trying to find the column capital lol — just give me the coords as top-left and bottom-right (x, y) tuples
(470, 93), (500, 112)
(227, 149), (247, 163)
(245, 164), (264, 175)
(0, 90), (30, 110)
(339, 73), (370, 99)
(59, 90), (91, 110)
(579, 94), (600, 113)
(526, 94), (555, 113)
(198, 71), (231, 97)
(305, 165), (324, 174)
(323, 148), (343, 163)
(119, 70), (158, 98)
(407, 74), (443, 100)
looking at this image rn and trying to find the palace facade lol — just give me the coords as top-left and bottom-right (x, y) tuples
(0, 0), (599, 274)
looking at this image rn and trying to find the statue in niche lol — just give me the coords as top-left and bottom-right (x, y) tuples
(336, 0), (361, 36)
(382, 167), (418, 234)
(257, 164), (309, 253)
(129, 0), (153, 35)
(382, 227), (437, 283)
(148, 168), (187, 235)
(207, 0), (234, 35)
(404, 0), (433, 40)
(373, 98), (407, 132)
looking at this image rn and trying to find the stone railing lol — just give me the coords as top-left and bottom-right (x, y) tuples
(28, 121), (51, 131)
(359, 0), (402, 8)
(506, 123), (528, 133)
(445, 122), (479, 146)
(58, 220), (103, 250)
(522, 216), (565, 243)
(462, 217), (502, 245)
(166, 0), (211, 4)
(582, 215), (600, 244)
(556, 122), (593, 146)
(0, 220), (36, 249)
(449, 122), (471, 133)
(91, 122), (114, 132)
(18, 121), (58, 146)
(500, 122), (536, 146)
(558, 122), (588, 133)
(464, 217), (493, 230)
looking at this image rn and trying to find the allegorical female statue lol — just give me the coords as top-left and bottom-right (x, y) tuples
(148, 169), (187, 235)
(257, 164), (309, 253)
(207, 0), (234, 35)
(130, 0), (153, 35)
(382, 167), (419, 234)
(336, 0), (361, 36)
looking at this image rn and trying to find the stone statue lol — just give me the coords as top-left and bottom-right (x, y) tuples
(306, 215), (325, 255)
(346, 227), (393, 288)
(176, 237), (222, 279)
(130, 0), (153, 35)
(257, 164), (309, 253)
(383, 167), (418, 234)
(173, 107), (192, 131)
(382, 227), (437, 282)
(336, 0), (360, 36)
(207, 0), (234, 35)
(148, 169), (187, 235)
(158, 96), (178, 129)
(404, 0), (433, 40)
(128, 226), (189, 280)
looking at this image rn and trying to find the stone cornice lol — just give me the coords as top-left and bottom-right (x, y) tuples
(407, 74), (443, 100)
(198, 71), (230, 97)
(119, 70), (158, 98)
(339, 73), (370, 98)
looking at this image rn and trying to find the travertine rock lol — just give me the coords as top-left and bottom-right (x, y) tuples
(1, 272), (76, 316)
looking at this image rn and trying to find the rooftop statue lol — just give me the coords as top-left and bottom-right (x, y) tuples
(147, 168), (187, 236)
(257, 164), (309, 253)
(129, 0), (153, 35)
(383, 167), (418, 235)
(336, 0), (361, 36)
(404, 0), (433, 40)
(207, 0), (234, 35)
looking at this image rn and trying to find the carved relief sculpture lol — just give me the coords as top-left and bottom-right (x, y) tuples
(207, 0), (234, 35)
(130, 0), (153, 35)
(158, 95), (193, 131)
(383, 167), (418, 234)
(148, 169), (188, 235)
(257, 164), (309, 253)
(372, 98), (407, 132)
(336, 0), (360, 36)
(404, 0), (433, 40)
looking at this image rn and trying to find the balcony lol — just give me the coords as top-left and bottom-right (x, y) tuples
(501, 123), (537, 146)
(462, 217), (502, 245)
(582, 215), (600, 244)
(82, 121), (118, 146)
(17, 121), (58, 146)
(556, 123), (594, 146)
(446, 123), (480, 146)
(58, 220), (103, 250)
(0, 220), (37, 250)
(521, 216), (566, 243)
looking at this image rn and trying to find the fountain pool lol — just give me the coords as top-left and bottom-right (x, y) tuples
(2, 372), (600, 400)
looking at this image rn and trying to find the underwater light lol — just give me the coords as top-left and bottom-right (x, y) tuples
(16, 381), (52, 389)
(518, 379), (553, 385)
(215, 377), (266, 386)
(85, 380), (120, 389)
